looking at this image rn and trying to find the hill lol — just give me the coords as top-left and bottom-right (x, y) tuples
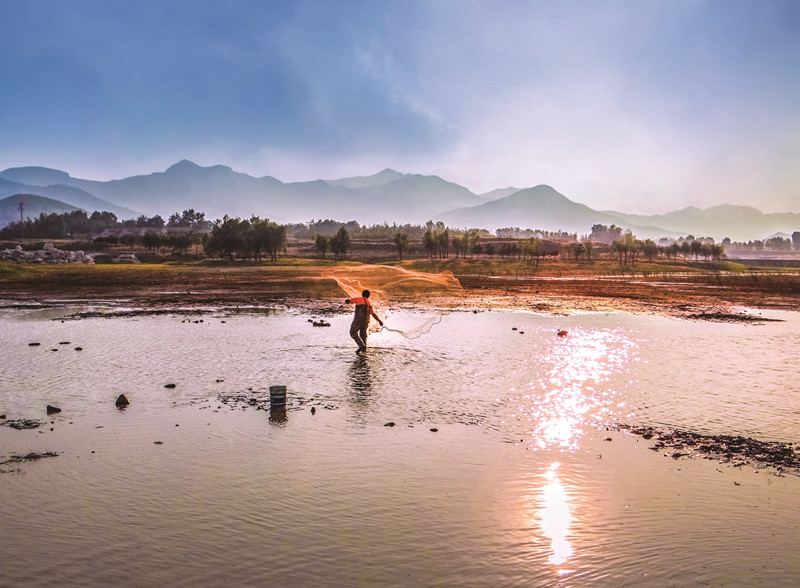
(0, 194), (81, 227)
(603, 205), (800, 242)
(438, 185), (676, 238)
(0, 171), (140, 220)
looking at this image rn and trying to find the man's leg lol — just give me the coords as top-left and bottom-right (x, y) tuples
(350, 321), (366, 350)
(359, 325), (369, 349)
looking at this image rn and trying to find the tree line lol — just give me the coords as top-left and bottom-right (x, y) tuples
(14, 209), (800, 266)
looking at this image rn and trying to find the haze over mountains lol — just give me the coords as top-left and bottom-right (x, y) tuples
(1, 160), (798, 242)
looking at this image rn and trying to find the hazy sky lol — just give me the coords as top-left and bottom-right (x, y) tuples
(1, 0), (798, 214)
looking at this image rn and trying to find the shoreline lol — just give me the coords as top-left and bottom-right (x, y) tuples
(2, 259), (799, 321)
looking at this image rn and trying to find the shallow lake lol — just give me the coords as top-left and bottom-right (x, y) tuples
(1, 304), (799, 587)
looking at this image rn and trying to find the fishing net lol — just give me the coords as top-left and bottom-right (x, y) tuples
(324, 264), (464, 339)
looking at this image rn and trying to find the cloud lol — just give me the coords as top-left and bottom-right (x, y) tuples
(1, 0), (798, 213)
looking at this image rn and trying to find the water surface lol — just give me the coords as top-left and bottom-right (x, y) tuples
(1, 306), (799, 586)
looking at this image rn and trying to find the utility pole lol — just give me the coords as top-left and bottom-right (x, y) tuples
(19, 201), (24, 241)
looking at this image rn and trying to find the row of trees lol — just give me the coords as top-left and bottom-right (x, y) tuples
(314, 227), (352, 260)
(725, 233), (800, 252)
(0, 208), (212, 241)
(204, 216), (286, 261)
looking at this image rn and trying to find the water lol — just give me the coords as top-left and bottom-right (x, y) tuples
(1, 305), (799, 586)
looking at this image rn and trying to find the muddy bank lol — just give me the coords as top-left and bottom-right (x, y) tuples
(618, 424), (800, 473)
(2, 262), (799, 320)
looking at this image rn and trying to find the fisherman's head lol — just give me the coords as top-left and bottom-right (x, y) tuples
(362, 289), (370, 298)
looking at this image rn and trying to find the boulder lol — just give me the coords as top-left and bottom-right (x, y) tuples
(115, 394), (130, 407)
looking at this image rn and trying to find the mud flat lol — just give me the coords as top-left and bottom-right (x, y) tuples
(2, 260), (799, 321)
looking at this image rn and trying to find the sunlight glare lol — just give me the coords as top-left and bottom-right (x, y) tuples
(539, 462), (574, 568)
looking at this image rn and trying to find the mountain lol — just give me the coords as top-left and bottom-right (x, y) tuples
(477, 187), (521, 201)
(438, 184), (675, 238)
(603, 205), (800, 242)
(0, 170), (140, 220)
(1, 161), (484, 225)
(2, 160), (798, 241)
(0, 194), (81, 227)
(325, 168), (408, 189)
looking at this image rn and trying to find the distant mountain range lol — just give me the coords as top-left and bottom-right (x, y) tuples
(1, 160), (799, 242)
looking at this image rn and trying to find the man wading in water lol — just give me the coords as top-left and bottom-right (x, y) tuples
(345, 289), (384, 352)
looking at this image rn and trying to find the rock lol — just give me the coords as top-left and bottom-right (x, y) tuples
(310, 406), (316, 415)
(557, 330), (568, 337)
(46, 405), (61, 414)
(59, 341), (70, 345)
(430, 428), (439, 432)
(115, 394), (130, 407)
(28, 342), (40, 346)
(74, 347), (83, 351)
(164, 383), (177, 389)
(384, 422), (396, 427)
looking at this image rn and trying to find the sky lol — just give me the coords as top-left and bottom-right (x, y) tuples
(1, 0), (799, 214)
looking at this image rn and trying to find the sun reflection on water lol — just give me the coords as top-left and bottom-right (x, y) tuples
(523, 328), (635, 449)
(539, 462), (574, 571)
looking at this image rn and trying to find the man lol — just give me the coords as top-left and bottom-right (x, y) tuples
(345, 289), (384, 352)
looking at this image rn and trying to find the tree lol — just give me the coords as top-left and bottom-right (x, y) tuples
(393, 232), (409, 259)
(168, 209), (211, 230)
(89, 211), (118, 234)
(793, 231), (800, 251)
(251, 217), (286, 262)
(315, 235), (329, 258)
(206, 216), (247, 260)
(485, 242), (495, 260)
(142, 231), (162, 252)
(583, 240), (594, 262)
(641, 239), (660, 262)
(330, 226), (351, 260)
(690, 239), (703, 260)
(423, 229), (437, 258)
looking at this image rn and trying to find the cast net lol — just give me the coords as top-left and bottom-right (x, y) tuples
(324, 264), (464, 339)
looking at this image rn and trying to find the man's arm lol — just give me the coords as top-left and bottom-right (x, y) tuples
(371, 308), (384, 326)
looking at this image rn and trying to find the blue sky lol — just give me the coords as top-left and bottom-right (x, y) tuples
(1, 0), (798, 214)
